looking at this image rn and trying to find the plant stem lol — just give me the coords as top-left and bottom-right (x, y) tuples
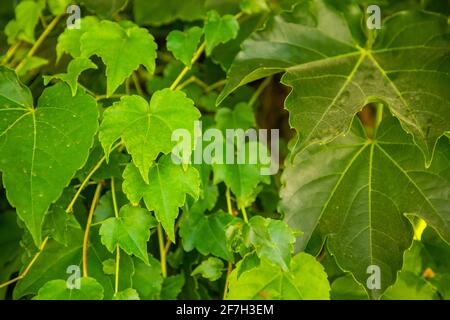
(132, 72), (144, 96)
(223, 262), (233, 300)
(111, 177), (120, 294)
(115, 245), (120, 294)
(157, 224), (167, 278)
(249, 76), (271, 107)
(205, 79), (227, 93)
(66, 142), (122, 214)
(83, 182), (103, 278)
(170, 42), (206, 91)
(225, 188), (234, 216)
(241, 206), (249, 223)
(95, 94), (124, 101)
(15, 14), (62, 74)
(0, 236), (49, 289)
(2, 41), (21, 65)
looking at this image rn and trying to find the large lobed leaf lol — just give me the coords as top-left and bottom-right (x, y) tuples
(100, 89), (201, 183)
(0, 68), (98, 245)
(218, 0), (450, 163)
(280, 115), (450, 298)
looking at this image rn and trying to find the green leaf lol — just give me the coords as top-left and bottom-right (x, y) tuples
(81, 0), (128, 19)
(99, 204), (156, 265)
(227, 252), (330, 299)
(191, 257), (224, 281)
(122, 155), (200, 241)
(280, 115), (450, 299)
(211, 103), (270, 208)
(215, 103), (255, 131)
(43, 57), (98, 96)
(56, 16), (99, 61)
(13, 231), (114, 299)
(43, 188), (82, 246)
(167, 27), (203, 68)
(113, 288), (140, 300)
(160, 274), (185, 300)
(133, 255), (163, 300)
(99, 89), (201, 183)
(244, 216), (296, 271)
(330, 274), (368, 300)
(218, 4), (450, 163)
(133, 0), (206, 26)
(35, 277), (104, 300)
(240, 0), (269, 14)
(204, 10), (239, 56)
(0, 70), (98, 245)
(4, 0), (45, 44)
(48, 0), (72, 15)
(180, 209), (235, 261)
(80, 20), (157, 96)
(212, 140), (271, 208)
(17, 56), (48, 77)
(382, 271), (439, 300)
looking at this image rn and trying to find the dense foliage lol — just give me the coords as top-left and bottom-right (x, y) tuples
(0, 0), (449, 300)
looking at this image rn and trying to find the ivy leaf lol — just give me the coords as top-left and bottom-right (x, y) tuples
(99, 89), (201, 183)
(4, 0), (45, 44)
(212, 103), (270, 208)
(204, 10), (239, 56)
(113, 288), (140, 300)
(80, 20), (157, 96)
(180, 209), (235, 261)
(280, 115), (450, 299)
(243, 216), (296, 271)
(382, 271), (439, 300)
(13, 231), (114, 299)
(218, 4), (450, 163)
(43, 57), (98, 96)
(213, 141), (271, 208)
(133, 255), (163, 300)
(330, 274), (368, 300)
(191, 257), (224, 281)
(48, 0), (72, 16)
(35, 277), (104, 300)
(99, 204), (157, 265)
(160, 274), (185, 300)
(215, 103), (255, 131)
(240, 0), (269, 14)
(133, 0), (206, 26)
(56, 16), (99, 61)
(227, 253), (330, 299)
(43, 188), (82, 246)
(167, 27), (203, 68)
(81, 0), (128, 19)
(122, 155), (200, 241)
(0, 70), (98, 245)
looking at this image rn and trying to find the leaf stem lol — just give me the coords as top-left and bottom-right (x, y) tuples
(66, 142), (122, 214)
(0, 236), (49, 289)
(115, 245), (120, 294)
(2, 41), (21, 65)
(111, 177), (121, 293)
(225, 188), (234, 216)
(241, 206), (249, 223)
(95, 94), (124, 101)
(83, 182), (103, 278)
(132, 72), (144, 96)
(222, 262), (233, 300)
(249, 76), (271, 107)
(15, 14), (62, 74)
(170, 42), (206, 91)
(157, 224), (168, 278)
